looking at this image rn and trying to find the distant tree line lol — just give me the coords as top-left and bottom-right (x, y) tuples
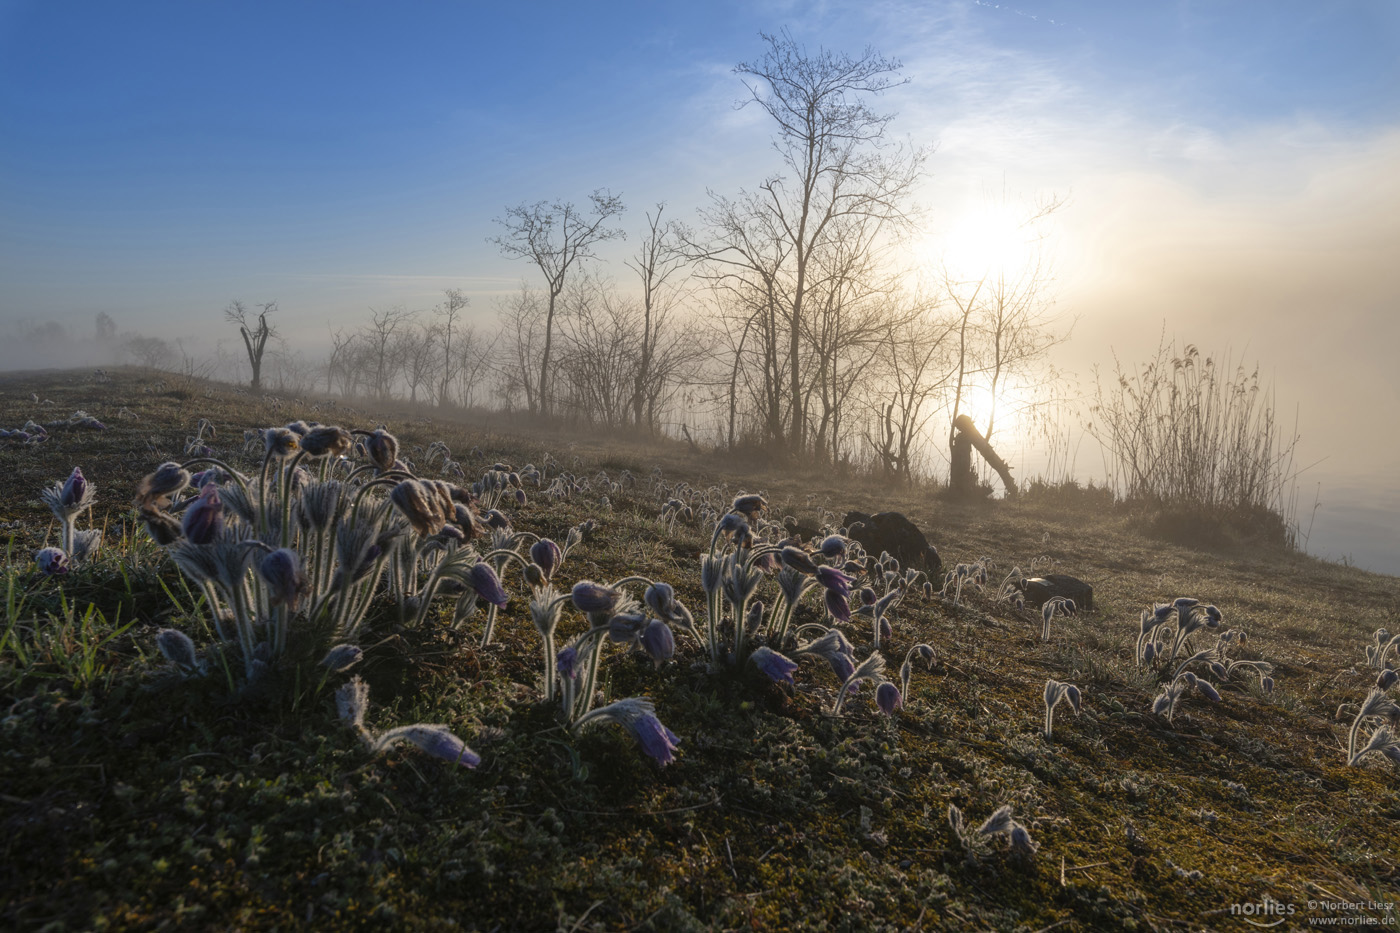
(221, 31), (1069, 483)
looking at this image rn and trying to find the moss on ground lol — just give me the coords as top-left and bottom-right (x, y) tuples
(1, 368), (1397, 931)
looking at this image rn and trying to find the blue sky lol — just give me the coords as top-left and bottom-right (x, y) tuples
(1, 0), (1398, 566)
(3, 0), (1394, 321)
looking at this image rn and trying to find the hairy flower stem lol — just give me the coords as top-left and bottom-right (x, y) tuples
(200, 580), (228, 643)
(578, 633), (608, 718)
(278, 450), (309, 549)
(227, 581), (257, 680)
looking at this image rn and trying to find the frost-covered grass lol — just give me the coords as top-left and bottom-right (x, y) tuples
(1, 368), (1397, 931)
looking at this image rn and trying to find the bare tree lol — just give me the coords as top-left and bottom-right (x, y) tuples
(225, 300), (278, 394)
(730, 30), (923, 453)
(434, 288), (470, 408)
(399, 319), (439, 404)
(625, 204), (689, 431)
(494, 283), (546, 412)
(326, 326), (358, 396)
(867, 298), (956, 481)
(361, 306), (415, 400)
(491, 190), (626, 416)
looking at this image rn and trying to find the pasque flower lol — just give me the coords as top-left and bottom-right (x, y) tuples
(530, 538), (562, 580)
(468, 562), (509, 608)
(750, 646), (799, 686)
(574, 697), (681, 766)
(182, 483), (224, 545)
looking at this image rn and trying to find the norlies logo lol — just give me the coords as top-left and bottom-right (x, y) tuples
(1229, 897), (1295, 927)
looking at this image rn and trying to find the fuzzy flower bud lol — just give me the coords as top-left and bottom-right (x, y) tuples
(530, 538), (562, 580)
(259, 548), (307, 610)
(262, 426), (299, 458)
(730, 493), (767, 518)
(468, 562), (509, 609)
(639, 619), (676, 665)
(136, 462), (191, 509)
(320, 644), (364, 672)
(181, 483), (224, 545)
(779, 546), (820, 575)
(876, 681), (902, 715)
(571, 580), (621, 615)
(60, 466), (88, 508)
(300, 425), (353, 458)
(156, 628), (197, 669)
(815, 565), (852, 598)
(359, 428), (399, 472)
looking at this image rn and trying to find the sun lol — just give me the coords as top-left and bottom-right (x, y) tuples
(938, 203), (1039, 281)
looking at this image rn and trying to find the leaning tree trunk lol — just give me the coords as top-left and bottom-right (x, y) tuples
(952, 414), (1018, 498)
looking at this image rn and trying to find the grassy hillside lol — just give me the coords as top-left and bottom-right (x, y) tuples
(1, 368), (1396, 931)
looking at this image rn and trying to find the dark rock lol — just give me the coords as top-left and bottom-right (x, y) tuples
(842, 511), (942, 575)
(1020, 574), (1094, 611)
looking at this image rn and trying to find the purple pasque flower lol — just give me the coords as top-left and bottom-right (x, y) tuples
(815, 565), (852, 598)
(390, 479), (453, 537)
(380, 724), (480, 768)
(468, 562), (509, 608)
(629, 712), (681, 766)
(639, 619), (675, 665)
(714, 512), (749, 541)
(259, 548), (307, 610)
(828, 651), (856, 684)
(530, 538), (562, 580)
(750, 646), (799, 686)
(262, 426), (299, 458)
(60, 466), (88, 508)
(824, 587), (852, 623)
(571, 580), (621, 615)
(35, 546), (69, 576)
(181, 482), (224, 544)
(644, 581), (677, 619)
(574, 697), (681, 766)
(557, 644), (580, 682)
(819, 535), (847, 559)
(412, 726), (481, 768)
(876, 681), (902, 715)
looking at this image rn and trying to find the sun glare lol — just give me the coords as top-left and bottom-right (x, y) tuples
(937, 203), (1039, 281)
